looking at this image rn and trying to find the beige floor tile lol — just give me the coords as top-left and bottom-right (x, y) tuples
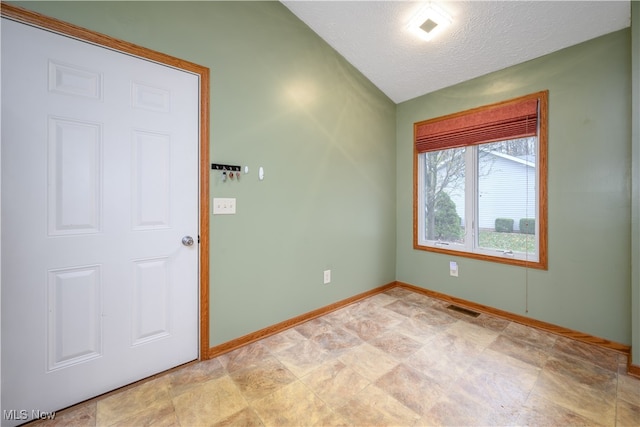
(368, 304), (409, 325)
(368, 331), (423, 359)
(488, 334), (550, 368)
(338, 343), (399, 382)
(336, 383), (420, 427)
(260, 328), (308, 354)
(374, 363), (444, 416)
(530, 368), (616, 425)
(516, 393), (604, 426)
(273, 339), (334, 378)
(251, 380), (332, 427)
(342, 298), (380, 316)
(552, 336), (620, 372)
(310, 327), (362, 355)
(392, 316), (442, 343)
(300, 359), (370, 408)
(453, 363), (530, 421)
(172, 376), (248, 426)
(348, 299), (409, 325)
(343, 315), (393, 341)
(229, 357), (297, 401)
(616, 398), (640, 427)
(446, 319), (500, 348)
(167, 358), (226, 397)
(212, 407), (264, 427)
(471, 348), (541, 391)
(617, 372), (640, 405)
(419, 393), (479, 426)
(108, 404), (178, 427)
(543, 355), (617, 391)
(218, 342), (274, 374)
(315, 411), (352, 427)
(421, 388), (516, 427)
(318, 307), (353, 327)
(31, 402), (96, 427)
(405, 331), (483, 389)
(366, 291), (401, 307)
(383, 287), (415, 299)
(383, 299), (429, 318)
(294, 317), (335, 339)
(502, 322), (558, 350)
(96, 377), (172, 426)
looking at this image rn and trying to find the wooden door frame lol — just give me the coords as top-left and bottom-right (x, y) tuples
(0, 3), (211, 358)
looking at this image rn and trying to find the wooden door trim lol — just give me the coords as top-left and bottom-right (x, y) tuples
(0, 2), (211, 358)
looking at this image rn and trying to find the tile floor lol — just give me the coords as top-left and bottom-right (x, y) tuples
(33, 287), (640, 426)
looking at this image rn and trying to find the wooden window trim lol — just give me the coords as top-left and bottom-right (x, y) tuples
(413, 91), (548, 270)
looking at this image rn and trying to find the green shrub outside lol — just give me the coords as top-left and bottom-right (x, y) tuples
(495, 218), (514, 233)
(519, 218), (535, 235)
(435, 192), (462, 241)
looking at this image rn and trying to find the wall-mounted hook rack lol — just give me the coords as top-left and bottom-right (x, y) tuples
(212, 163), (242, 182)
(211, 163), (241, 172)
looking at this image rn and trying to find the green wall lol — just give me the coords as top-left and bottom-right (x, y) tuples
(15, 1), (397, 346)
(396, 29), (632, 345)
(10, 1), (635, 350)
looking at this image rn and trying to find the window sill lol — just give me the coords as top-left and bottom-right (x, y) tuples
(413, 241), (548, 270)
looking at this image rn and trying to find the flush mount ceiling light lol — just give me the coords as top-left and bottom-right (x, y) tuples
(408, 3), (452, 41)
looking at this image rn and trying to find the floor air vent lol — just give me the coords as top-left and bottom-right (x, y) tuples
(446, 304), (480, 318)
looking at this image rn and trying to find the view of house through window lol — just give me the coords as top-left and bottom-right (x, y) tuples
(414, 91), (547, 269)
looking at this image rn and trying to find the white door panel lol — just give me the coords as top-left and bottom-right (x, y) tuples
(2, 19), (199, 424)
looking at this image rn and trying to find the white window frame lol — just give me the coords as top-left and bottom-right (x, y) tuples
(416, 142), (540, 263)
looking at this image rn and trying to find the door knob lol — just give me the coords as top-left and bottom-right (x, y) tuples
(182, 236), (194, 246)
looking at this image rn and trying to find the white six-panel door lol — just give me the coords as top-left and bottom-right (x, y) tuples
(1, 18), (199, 424)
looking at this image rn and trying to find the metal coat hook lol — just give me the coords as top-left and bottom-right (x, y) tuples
(212, 163), (241, 183)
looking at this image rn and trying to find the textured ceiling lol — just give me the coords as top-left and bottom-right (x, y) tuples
(281, 1), (631, 103)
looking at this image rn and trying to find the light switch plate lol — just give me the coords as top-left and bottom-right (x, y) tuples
(449, 261), (458, 277)
(323, 270), (331, 285)
(213, 197), (236, 215)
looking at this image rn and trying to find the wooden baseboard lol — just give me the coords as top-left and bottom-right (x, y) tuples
(396, 281), (631, 355)
(206, 282), (396, 359)
(205, 280), (633, 376)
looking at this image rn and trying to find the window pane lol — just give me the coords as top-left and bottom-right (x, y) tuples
(477, 138), (536, 255)
(422, 147), (466, 245)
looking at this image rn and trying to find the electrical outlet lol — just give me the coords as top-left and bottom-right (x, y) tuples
(323, 269), (331, 284)
(449, 261), (458, 277)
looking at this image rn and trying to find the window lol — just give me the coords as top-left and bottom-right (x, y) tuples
(413, 91), (548, 269)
